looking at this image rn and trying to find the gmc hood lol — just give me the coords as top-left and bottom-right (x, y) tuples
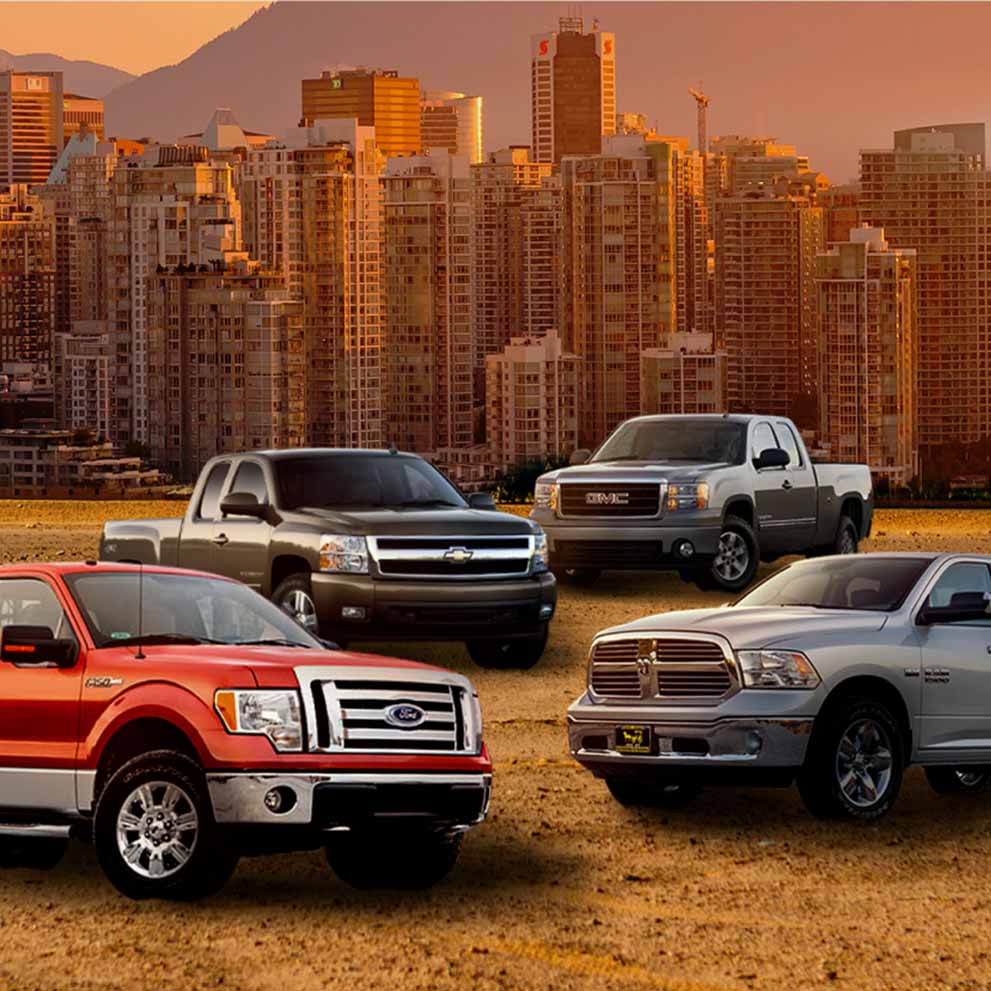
(541, 461), (733, 483)
(599, 606), (888, 650)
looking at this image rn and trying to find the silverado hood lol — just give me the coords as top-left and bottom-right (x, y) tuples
(285, 506), (535, 537)
(599, 606), (888, 650)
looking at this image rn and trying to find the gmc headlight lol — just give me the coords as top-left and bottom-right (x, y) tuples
(532, 530), (549, 573)
(534, 481), (558, 511)
(319, 534), (369, 573)
(666, 482), (709, 512)
(737, 650), (820, 689)
(215, 689), (303, 752)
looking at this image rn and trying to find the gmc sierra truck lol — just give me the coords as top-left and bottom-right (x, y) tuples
(0, 562), (491, 899)
(569, 552), (991, 821)
(100, 449), (556, 668)
(531, 414), (873, 592)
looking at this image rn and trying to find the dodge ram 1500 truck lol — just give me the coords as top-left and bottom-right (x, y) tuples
(569, 552), (991, 821)
(531, 414), (873, 592)
(100, 448), (556, 668)
(0, 563), (490, 899)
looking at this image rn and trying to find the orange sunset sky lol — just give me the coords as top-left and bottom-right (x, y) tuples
(2, 2), (267, 74)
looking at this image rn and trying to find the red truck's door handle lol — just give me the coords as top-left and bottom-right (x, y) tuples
(212, 533), (230, 547)
(781, 480), (793, 491)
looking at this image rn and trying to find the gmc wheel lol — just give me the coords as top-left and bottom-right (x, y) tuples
(552, 567), (602, 587)
(695, 515), (759, 592)
(326, 829), (462, 889)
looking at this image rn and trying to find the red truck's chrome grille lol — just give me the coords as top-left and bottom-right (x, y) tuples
(560, 483), (661, 518)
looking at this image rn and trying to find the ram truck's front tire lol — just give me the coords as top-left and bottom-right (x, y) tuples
(0, 837), (67, 870)
(326, 829), (463, 889)
(94, 750), (239, 901)
(467, 625), (548, 669)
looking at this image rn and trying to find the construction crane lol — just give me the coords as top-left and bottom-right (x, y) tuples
(688, 83), (709, 154)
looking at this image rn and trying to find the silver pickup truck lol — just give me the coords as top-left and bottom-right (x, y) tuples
(569, 552), (991, 821)
(531, 414), (873, 592)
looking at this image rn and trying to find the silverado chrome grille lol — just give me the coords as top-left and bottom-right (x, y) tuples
(368, 535), (534, 580)
(560, 482), (663, 518)
(295, 665), (480, 754)
(588, 634), (737, 703)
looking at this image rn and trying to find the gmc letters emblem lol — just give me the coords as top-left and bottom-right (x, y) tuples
(585, 491), (630, 506)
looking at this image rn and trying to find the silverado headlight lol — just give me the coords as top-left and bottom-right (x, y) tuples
(666, 482), (709, 512)
(215, 689), (303, 752)
(319, 534), (369, 573)
(737, 650), (820, 689)
(532, 530), (549, 573)
(534, 481), (558, 511)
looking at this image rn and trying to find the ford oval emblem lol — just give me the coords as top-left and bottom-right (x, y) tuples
(384, 703), (427, 729)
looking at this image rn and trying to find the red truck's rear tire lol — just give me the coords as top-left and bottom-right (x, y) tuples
(94, 750), (239, 901)
(326, 829), (462, 889)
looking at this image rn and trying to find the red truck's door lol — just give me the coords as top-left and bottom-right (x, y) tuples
(0, 575), (83, 813)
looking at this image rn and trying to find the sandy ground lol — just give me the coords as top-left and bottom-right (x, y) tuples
(2, 507), (991, 990)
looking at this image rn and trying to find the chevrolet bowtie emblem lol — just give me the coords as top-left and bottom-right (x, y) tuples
(444, 546), (473, 564)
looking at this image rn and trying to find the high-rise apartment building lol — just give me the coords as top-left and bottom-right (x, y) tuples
(816, 226), (918, 484)
(62, 94), (104, 145)
(420, 92), (483, 164)
(519, 175), (561, 337)
(301, 68), (420, 157)
(640, 333), (728, 416)
(860, 126), (991, 466)
(710, 135), (812, 194)
(715, 189), (825, 425)
(530, 17), (616, 164)
(53, 323), (113, 438)
(381, 153), (474, 456)
(0, 70), (64, 186)
(819, 182), (861, 244)
(485, 330), (579, 470)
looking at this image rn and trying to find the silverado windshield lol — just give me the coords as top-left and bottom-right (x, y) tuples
(276, 454), (466, 511)
(736, 557), (932, 611)
(65, 572), (321, 649)
(592, 419), (747, 465)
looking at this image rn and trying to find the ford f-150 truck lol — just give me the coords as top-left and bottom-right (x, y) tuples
(0, 563), (490, 899)
(100, 449), (556, 668)
(531, 414), (873, 592)
(569, 552), (991, 821)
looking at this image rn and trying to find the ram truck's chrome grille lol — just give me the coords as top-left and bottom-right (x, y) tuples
(368, 535), (534, 580)
(657, 668), (732, 698)
(560, 483), (662, 518)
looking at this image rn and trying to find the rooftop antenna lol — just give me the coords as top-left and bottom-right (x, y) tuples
(135, 562), (145, 659)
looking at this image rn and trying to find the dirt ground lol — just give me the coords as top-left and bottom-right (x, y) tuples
(2, 506), (991, 990)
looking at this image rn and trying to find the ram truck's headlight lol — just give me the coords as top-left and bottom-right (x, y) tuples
(215, 689), (303, 752)
(532, 530), (549, 573)
(666, 482), (709, 512)
(737, 650), (820, 689)
(534, 481), (558, 512)
(319, 534), (369, 574)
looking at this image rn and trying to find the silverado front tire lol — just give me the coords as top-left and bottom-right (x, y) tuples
(273, 572), (321, 636)
(467, 626), (548, 669)
(326, 829), (463, 889)
(94, 750), (239, 901)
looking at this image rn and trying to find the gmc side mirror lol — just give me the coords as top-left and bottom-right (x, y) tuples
(570, 449), (591, 466)
(0, 625), (76, 667)
(918, 591), (991, 626)
(220, 492), (280, 525)
(753, 448), (790, 471)
(468, 491), (497, 510)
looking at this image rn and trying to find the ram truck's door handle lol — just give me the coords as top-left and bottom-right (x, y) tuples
(212, 533), (230, 547)
(781, 479), (793, 491)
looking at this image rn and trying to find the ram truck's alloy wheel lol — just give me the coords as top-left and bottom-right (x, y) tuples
(835, 718), (894, 809)
(115, 781), (199, 879)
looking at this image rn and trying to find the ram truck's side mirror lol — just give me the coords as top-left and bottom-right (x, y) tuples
(220, 492), (280, 525)
(0, 626), (76, 667)
(918, 591), (991, 626)
(753, 447), (790, 471)
(569, 449), (591, 466)
(467, 491), (497, 510)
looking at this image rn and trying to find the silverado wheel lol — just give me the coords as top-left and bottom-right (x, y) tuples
(552, 567), (602, 587)
(273, 572), (320, 635)
(326, 830), (463, 889)
(797, 697), (903, 821)
(467, 626), (548, 669)
(0, 837), (67, 870)
(695, 515), (759, 593)
(94, 750), (239, 901)
(925, 766), (991, 794)
(605, 777), (701, 808)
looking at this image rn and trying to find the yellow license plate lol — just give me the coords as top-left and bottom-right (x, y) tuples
(615, 725), (652, 755)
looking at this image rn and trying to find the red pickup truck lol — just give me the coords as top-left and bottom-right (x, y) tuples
(0, 562), (491, 900)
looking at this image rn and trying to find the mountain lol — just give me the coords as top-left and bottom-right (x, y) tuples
(104, 1), (991, 182)
(0, 49), (134, 97)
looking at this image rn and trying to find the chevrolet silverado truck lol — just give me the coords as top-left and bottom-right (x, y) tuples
(531, 414), (873, 592)
(100, 448), (556, 668)
(569, 552), (991, 821)
(0, 562), (491, 899)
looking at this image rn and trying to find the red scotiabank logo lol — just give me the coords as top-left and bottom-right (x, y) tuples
(539, 39), (549, 56)
(604, 38), (613, 55)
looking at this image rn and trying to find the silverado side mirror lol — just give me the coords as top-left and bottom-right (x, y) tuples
(0, 626), (76, 667)
(918, 591), (991, 626)
(753, 447), (790, 470)
(468, 491), (497, 510)
(569, 449), (591, 466)
(220, 492), (280, 525)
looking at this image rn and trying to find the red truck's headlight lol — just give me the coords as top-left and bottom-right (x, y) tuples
(215, 689), (303, 752)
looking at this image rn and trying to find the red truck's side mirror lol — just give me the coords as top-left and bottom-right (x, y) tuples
(0, 626), (76, 667)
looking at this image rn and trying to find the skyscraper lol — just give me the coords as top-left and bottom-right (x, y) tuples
(62, 94), (104, 146)
(0, 70), (64, 186)
(530, 17), (616, 164)
(420, 92), (483, 164)
(640, 333), (728, 416)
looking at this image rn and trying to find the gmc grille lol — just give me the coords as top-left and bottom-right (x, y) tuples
(369, 535), (533, 580)
(560, 483), (661, 518)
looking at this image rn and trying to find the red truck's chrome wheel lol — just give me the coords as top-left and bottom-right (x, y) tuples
(115, 781), (199, 880)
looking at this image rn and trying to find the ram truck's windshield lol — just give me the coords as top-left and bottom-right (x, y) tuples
(592, 419), (748, 465)
(736, 557), (932, 612)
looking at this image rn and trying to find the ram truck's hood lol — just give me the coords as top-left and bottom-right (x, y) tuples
(281, 506), (536, 537)
(540, 461), (733, 484)
(598, 606), (888, 651)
